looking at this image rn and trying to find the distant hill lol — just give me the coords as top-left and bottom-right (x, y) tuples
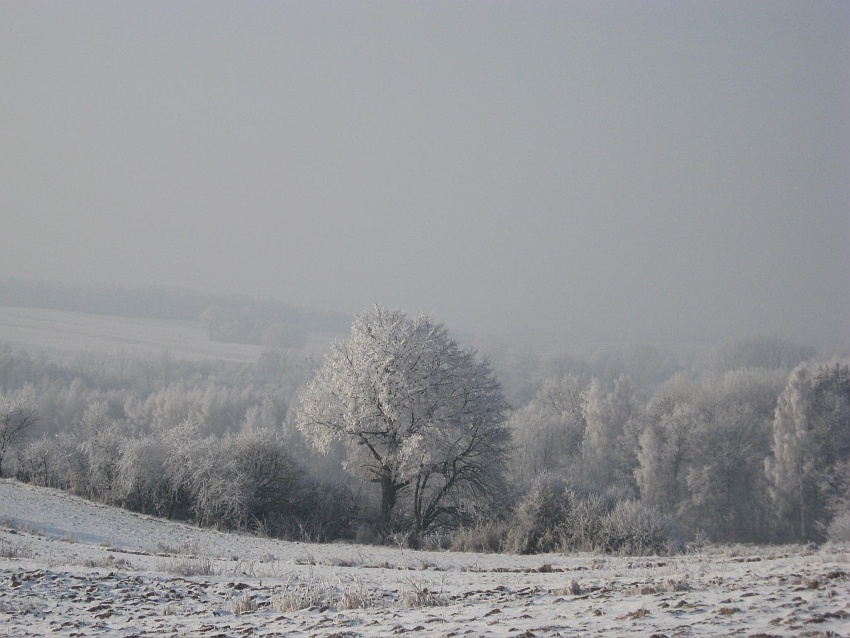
(0, 279), (350, 335)
(0, 306), (264, 362)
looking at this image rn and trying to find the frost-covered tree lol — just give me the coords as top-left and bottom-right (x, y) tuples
(581, 376), (641, 491)
(16, 436), (62, 487)
(678, 368), (785, 541)
(637, 369), (784, 541)
(507, 373), (587, 483)
(766, 361), (850, 540)
(296, 305), (510, 537)
(117, 434), (172, 514)
(683, 400), (774, 541)
(76, 401), (123, 501)
(635, 402), (696, 514)
(0, 393), (38, 476)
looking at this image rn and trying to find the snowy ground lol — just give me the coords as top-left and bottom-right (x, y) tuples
(1, 479), (847, 638)
(0, 307), (261, 363)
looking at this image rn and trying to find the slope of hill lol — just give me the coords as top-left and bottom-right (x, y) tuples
(0, 306), (262, 362)
(0, 279), (349, 331)
(1, 479), (848, 637)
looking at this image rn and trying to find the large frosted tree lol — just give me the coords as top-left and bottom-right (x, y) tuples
(296, 305), (510, 537)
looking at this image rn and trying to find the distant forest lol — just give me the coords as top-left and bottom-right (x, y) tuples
(0, 281), (848, 554)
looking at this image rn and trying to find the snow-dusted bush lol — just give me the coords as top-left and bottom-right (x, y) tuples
(174, 435), (251, 529)
(76, 401), (126, 501)
(559, 490), (608, 552)
(598, 500), (682, 555)
(117, 434), (172, 515)
(155, 424), (356, 538)
(9, 432), (85, 495)
(0, 393), (39, 477)
(503, 478), (570, 554)
(15, 436), (64, 488)
(450, 522), (506, 553)
(826, 510), (850, 543)
(499, 477), (683, 555)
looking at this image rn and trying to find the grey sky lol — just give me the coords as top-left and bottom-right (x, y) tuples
(2, 2), (848, 349)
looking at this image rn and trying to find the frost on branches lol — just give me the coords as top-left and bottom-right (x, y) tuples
(765, 361), (850, 541)
(296, 305), (510, 538)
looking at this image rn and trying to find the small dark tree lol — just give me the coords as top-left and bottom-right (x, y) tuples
(0, 395), (38, 476)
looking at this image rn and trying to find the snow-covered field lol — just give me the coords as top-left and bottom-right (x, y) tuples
(0, 307), (262, 363)
(0, 306), (345, 364)
(1, 480), (847, 637)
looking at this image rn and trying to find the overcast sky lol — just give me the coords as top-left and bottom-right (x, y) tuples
(2, 2), (848, 350)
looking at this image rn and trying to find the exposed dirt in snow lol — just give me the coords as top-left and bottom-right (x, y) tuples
(1, 479), (848, 637)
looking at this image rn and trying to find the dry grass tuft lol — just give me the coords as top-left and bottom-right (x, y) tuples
(552, 579), (583, 596)
(228, 591), (259, 615)
(158, 555), (215, 577)
(0, 540), (33, 559)
(400, 576), (447, 608)
(82, 554), (132, 570)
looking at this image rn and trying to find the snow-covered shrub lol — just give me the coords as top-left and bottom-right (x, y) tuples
(228, 427), (300, 525)
(498, 477), (684, 555)
(503, 477), (570, 554)
(76, 401), (126, 502)
(559, 490), (607, 552)
(176, 435), (251, 529)
(15, 436), (64, 488)
(16, 432), (90, 495)
(447, 520), (506, 553)
(52, 433), (90, 495)
(598, 500), (682, 555)
(826, 510), (850, 543)
(117, 434), (172, 515)
(0, 393), (39, 478)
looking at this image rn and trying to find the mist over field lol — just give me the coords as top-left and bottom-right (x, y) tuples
(1, 12), (849, 635)
(1, 2), (848, 351)
(0, 1), (850, 616)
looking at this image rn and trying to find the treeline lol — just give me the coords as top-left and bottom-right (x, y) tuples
(200, 305), (308, 348)
(0, 331), (847, 553)
(0, 343), (354, 541)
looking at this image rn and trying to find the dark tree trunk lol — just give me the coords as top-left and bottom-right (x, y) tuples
(380, 474), (398, 537)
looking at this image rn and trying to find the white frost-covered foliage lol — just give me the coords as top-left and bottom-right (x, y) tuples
(636, 368), (786, 542)
(502, 477), (680, 555)
(766, 361), (850, 541)
(580, 376), (641, 491)
(509, 374), (642, 495)
(507, 374), (587, 482)
(765, 364), (814, 537)
(296, 305), (510, 536)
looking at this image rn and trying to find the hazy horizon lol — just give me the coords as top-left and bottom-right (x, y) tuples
(2, 2), (848, 351)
